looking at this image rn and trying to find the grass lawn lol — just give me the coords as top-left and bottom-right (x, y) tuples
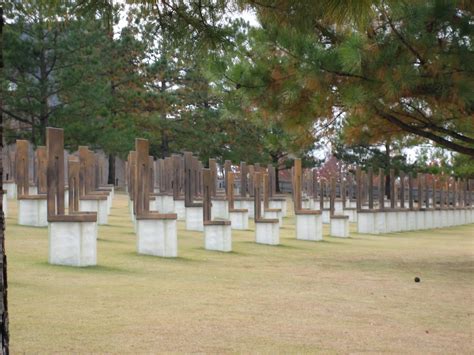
(7, 192), (474, 353)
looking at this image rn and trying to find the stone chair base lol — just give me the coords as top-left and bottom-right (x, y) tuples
(204, 220), (232, 252)
(49, 217), (98, 267)
(3, 194), (7, 219)
(229, 209), (249, 230)
(264, 208), (283, 226)
(330, 215), (350, 238)
(4, 182), (16, 200)
(136, 214), (178, 257)
(269, 198), (287, 217)
(322, 209), (331, 224)
(296, 210), (322, 241)
(99, 185), (114, 200)
(185, 206), (204, 231)
(302, 198), (311, 209)
(18, 196), (48, 227)
(234, 198), (255, 218)
(357, 209), (474, 234)
(343, 208), (358, 223)
(174, 199), (186, 220)
(211, 199), (229, 220)
(79, 198), (108, 225)
(99, 191), (113, 215)
(153, 194), (175, 214)
(255, 219), (280, 245)
(64, 189), (69, 209)
(128, 199), (135, 220)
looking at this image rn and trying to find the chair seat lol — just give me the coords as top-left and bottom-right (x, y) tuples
(255, 218), (279, 223)
(18, 194), (47, 200)
(48, 212), (97, 223)
(204, 220), (231, 226)
(295, 209), (321, 215)
(136, 212), (177, 220)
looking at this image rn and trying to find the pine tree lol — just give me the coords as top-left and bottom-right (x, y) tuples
(221, 0), (474, 155)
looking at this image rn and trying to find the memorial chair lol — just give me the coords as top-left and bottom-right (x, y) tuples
(47, 128), (98, 267)
(77, 146), (110, 225)
(16, 140), (48, 227)
(134, 139), (178, 257)
(203, 169), (232, 252)
(292, 159), (323, 241)
(226, 172), (249, 230)
(254, 172), (280, 245)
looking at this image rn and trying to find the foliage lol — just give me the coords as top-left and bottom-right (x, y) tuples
(3, 0), (473, 168)
(2, 1), (144, 156)
(220, 0), (474, 155)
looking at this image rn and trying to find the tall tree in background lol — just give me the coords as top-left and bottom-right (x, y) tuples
(2, 2), (96, 145)
(0, 5), (9, 353)
(126, 2), (307, 165)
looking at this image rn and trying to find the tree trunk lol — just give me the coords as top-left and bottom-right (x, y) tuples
(271, 154), (281, 193)
(275, 165), (281, 193)
(384, 141), (391, 198)
(107, 154), (116, 185)
(38, 20), (49, 146)
(160, 129), (169, 158)
(0, 6), (10, 353)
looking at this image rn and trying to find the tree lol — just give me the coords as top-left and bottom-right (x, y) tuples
(220, 0), (474, 155)
(2, 2), (103, 145)
(0, 5), (8, 353)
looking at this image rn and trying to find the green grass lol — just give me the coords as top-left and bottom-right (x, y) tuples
(6, 193), (474, 353)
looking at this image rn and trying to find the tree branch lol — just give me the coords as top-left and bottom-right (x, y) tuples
(374, 107), (474, 156)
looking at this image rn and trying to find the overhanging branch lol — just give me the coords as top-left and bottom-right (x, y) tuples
(373, 107), (474, 156)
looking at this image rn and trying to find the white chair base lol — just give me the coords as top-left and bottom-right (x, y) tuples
(174, 199), (186, 220)
(264, 209), (282, 226)
(322, 209), (330, 224)
(211, 199), (229, 220)
(296, 213), (322, 241)
(255, 220), (280, 245)
(79, 199), (108, 225)
(136, 218), (177, 257)
(229, 210), (249, 230)
(155, 195), (175, 214)
(18, 199), (48, 227)
(357, 209), (474, 234)
(185, 206), (204, 231)
(269, 199), (287, 217)
(235, 199), (255, 218)
(343, 208), (357, 222)
(204, 223), (232, 252)
(4, 182), (16, 200)
(49, 221), (97, 267)
(330, 216), (350, 238)
(3, 194), (7, 219)
(357, 212), (375, 234)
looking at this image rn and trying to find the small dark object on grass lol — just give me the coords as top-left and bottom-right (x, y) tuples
(414, 277), (421, 283)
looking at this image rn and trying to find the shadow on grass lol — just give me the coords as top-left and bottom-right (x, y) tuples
(97, 238), (129, 244)
(191, 247), (243, 256)
(121, 251), (203, 264)
(272, 243), (306, 250)
(286, 238), (335, 245)
(102, 224), (133, 229)
(35, 261), (134, 274)
(11, 224), (48, 230)
(237, 240), (303, 250)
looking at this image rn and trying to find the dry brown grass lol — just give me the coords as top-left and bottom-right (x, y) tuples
(6, 192), (474, 353)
